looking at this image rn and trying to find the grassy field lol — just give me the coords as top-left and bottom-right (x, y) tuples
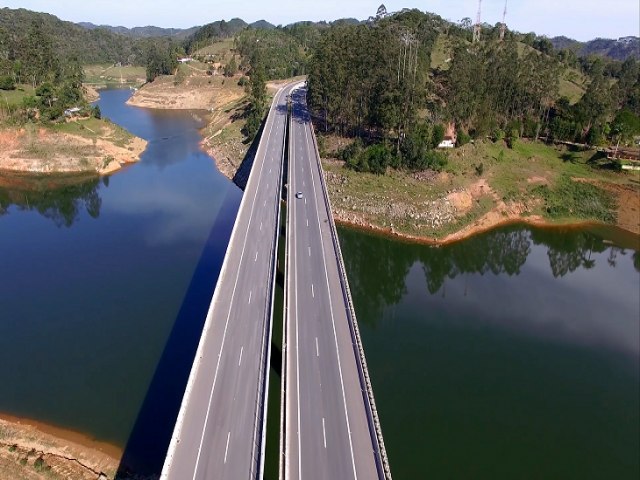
(83, 64), (147, 86)
(52, 117), (134, 147)
(321, 135), (637, 239)
(430, 34), (454, 70)
(0, 85), (35, 108)
(194, 38), (236, 58)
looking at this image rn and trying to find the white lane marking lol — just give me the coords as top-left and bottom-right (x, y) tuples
(322, 418), (327, 449)
(306, 218), (309, 227)
(239, 346), (244, 366)
(260, 221), (263, 231)
(192, 89), (278, 478)
(264, 199), (267, 207)
(315, 337), (319, 357)
(303, 180), (305, 187)
(304, 124), (358, 479)
(267, 183), (269, 190)
(248, 290), (252, 304)
(224, 431), (231, 464)
(308, 246), (311, 257)
(292, 128), (303, 480)
(304, 197), (307, 205)
(269, 168), (272, 174)
(311, 284), (314, 298)
(255, 251), (258, 262)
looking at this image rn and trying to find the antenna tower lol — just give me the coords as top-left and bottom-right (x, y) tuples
(499, 0), (508, 41)
(473, 0), (482, 43)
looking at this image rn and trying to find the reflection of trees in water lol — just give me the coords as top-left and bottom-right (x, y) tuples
(420, 228), (531, 294)
(340, 228), (413, 328)
(339, 225), (637, 328)
(0, 175), (104, 227)
(529, 228), (633, 277)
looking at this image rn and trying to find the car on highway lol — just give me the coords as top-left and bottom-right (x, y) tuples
(295, 191), (303, 199)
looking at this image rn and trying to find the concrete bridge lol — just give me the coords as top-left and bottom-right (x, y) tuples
(161, 82), (391, 480)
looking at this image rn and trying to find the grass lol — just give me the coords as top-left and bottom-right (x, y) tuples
(52, 118), (134, 146)
(0, 85), (35, 108)
(321, 135), (627, 239)
(83, 64), (147, 86)
(431, 34), (453, 70)
(534, 175), (617, 222)
(193, 38), (236, 58)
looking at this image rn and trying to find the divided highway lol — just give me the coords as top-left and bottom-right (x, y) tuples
(161, 82), (298, 480)
(283, 87), (389, 480)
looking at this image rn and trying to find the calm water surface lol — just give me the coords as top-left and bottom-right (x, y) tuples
(340, 225), (639, 479)
(0, 89), (241, 456)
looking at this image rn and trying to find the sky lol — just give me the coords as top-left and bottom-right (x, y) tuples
(2, 0), (638, 41)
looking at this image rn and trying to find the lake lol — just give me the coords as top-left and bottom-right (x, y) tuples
(340, 224), (639, 479)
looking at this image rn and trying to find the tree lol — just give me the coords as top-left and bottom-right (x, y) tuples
(223, 56), (237, 77)
(244, 55), (267, 139)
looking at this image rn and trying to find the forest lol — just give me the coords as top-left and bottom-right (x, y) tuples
(306, 9), (640, 174)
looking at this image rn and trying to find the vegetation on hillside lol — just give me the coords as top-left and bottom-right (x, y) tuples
(306, 9), (640, 176)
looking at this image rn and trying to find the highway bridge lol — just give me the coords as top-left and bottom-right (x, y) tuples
(161, 82), (391, 480)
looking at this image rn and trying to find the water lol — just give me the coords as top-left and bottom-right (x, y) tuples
(340, 225), (640, 479)
(0, 89), (241, 456)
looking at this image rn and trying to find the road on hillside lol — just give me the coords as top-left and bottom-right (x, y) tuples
(162, 82), (299, 480)
(284, 86), (383, 480)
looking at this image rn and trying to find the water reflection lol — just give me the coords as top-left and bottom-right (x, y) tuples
(0, 174), (103, 227)
(339, 224), (639, 479)
(341, 225), (640, 326)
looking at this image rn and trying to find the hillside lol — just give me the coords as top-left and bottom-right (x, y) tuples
(550, 35), (639, 60)
(0, 8), (140, 64)
(77, 22), (200, 39)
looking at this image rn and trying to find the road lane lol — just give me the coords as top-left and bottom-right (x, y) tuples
(284, 87), (383, 480)
(162, 82), (298, 480)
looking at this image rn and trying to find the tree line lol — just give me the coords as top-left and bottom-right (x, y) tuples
(306, 8), (640, 174)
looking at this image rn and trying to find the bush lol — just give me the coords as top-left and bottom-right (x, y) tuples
(424, 150), (448, 171)
(456, 129), (471, 146)
(431, 124), (445, 148)
(0, 75), (15, 90)
(338, 138), (363, 163)
(92, 105), (101, 119)
(533, 175), (616, 222)
(362, 143), (393, 174)
(492, 129), (505, 143)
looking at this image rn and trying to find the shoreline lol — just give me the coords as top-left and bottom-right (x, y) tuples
(0, 124), (148, 177)
(334, 214), (640, 247)
(0, 413), (121, 480)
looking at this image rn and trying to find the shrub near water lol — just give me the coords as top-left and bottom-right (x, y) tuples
(533, 175), (617, 223)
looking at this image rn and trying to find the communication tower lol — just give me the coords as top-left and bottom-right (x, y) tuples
(499, 0), (508, 41)
(473, 0), (482, 43)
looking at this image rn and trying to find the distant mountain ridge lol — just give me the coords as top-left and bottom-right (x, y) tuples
(550, 35), (639, 60)
(76, 20), (277, 39)
(76, 22), (200, 39)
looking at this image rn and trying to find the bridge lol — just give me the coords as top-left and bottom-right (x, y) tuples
(161, 82), (391, 480)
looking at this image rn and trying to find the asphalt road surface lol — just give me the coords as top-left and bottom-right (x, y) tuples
(162, 82), (299, 480)
(284, 86), (383, 480)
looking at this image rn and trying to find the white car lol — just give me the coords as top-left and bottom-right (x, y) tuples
(295, 191), (303, 199)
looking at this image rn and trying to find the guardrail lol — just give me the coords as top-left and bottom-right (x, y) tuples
(307, 109), (393, 480)
(161, 86), (288, 480)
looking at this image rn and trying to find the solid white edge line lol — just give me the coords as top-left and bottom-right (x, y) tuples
(161, 84), (284, 480)
(239, 346), (244, 366)
(316, 337), (319, 357)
